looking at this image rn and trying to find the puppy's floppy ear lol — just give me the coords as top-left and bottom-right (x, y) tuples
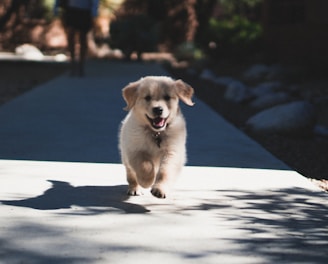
(122, 81), (139, 110)
(175, 79), (195, 106)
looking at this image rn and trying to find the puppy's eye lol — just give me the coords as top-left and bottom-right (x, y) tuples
(164, 95), (171, 101)
(145, 95), (151, 101)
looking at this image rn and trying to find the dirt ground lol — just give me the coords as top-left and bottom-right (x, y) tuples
(0, 58), (327, 192)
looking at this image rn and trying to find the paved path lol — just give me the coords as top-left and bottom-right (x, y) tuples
(0, 60), (327, 263)
(0, 60), (287, 168)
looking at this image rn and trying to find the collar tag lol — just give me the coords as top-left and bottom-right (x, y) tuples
(152, 132), (162, 148)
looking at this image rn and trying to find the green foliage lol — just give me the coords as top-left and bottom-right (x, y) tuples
(109, 14), (159, 58)
(174, 41), (205, 61)
(209, 15), (262, 45)
(204, 15), (262, 59)
(41, 0), (55, 21)
(218, 0), (262, 15)
(194, 0), (263, 60)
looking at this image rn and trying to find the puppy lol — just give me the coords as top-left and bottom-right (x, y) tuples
(119, 76), (194, 198)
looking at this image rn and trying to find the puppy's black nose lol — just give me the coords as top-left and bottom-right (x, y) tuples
(152, 106), (163, 116)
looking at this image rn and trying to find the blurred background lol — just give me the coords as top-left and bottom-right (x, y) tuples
(1, 0), (327, 65)
(0, 0), (328, 189)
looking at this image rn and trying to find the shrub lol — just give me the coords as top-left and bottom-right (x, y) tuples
(203, 15), (263, 59)
(109, 14), (159, 59)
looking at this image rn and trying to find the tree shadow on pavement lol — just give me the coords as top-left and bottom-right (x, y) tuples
(1, 183), (328, 262)
(1, 180), (150, 214)
(189, 187), (328, 263)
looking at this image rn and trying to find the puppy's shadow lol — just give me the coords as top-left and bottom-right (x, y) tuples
(1, 180), (149, 214)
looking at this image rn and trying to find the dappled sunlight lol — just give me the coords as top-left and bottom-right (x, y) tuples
(211, 188), (328, 263)
(1, 159), (327, 263)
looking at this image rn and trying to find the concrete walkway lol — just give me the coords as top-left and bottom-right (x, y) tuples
(0, 60), (327, 263)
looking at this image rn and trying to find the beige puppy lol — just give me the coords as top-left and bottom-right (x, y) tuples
(119, 76), (194, 198)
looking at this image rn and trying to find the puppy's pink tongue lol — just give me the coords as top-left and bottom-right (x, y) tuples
(154, 117), (165, 127)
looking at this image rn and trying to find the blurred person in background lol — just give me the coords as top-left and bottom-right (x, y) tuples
(54, 0), (99, 77)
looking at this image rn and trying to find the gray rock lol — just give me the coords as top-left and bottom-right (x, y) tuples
(243, 64), (270, 80)
(246, 101), (316, 136)
(224, 81), (252, 103)
(199, 69), (217, 81)
(243, 64), (288, 81)
(249, 92), (291, 110)
(251, 81), (283, 97)
(15, 44), (44, 61)
(314, 125), (328, 137)
(214, 76), (235, 86)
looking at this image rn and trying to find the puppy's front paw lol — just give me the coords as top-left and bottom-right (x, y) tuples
(127, 186), (143, 196)
(151, 186), (166, 199)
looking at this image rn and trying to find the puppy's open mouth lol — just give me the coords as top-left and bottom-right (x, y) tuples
(146, 115), (168, 130)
